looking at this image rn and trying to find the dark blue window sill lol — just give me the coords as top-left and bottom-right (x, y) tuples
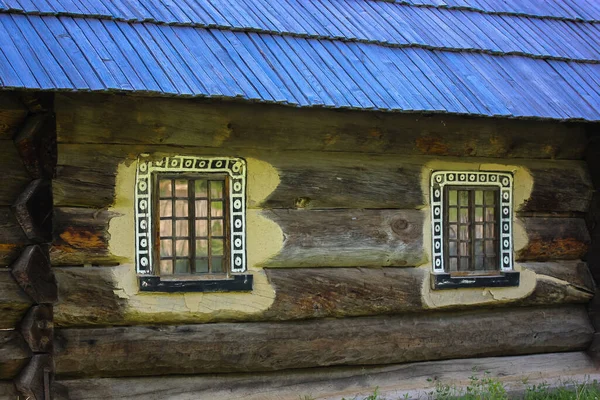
(139, 274), (253, 293)
(432, 271), (519, 290)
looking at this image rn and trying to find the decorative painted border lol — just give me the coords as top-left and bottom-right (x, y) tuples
(430, 171), (513, 274)
(135, 155), (247, 275)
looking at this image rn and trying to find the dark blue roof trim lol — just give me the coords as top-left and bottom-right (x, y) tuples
(0, 14), (598, 121)
(0, 0), (598, 63)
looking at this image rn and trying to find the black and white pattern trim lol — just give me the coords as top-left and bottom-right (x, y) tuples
(135, 155), (247, 274)
(430, 171), (513, 274)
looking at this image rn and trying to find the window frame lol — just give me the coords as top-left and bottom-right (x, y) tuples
(134, 155), (251, 292)
(430, 171), (519, 289)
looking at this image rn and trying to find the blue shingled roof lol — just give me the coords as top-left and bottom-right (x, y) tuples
(0, 0), (599, 121)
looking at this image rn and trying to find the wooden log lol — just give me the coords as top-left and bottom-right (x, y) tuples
(0, 381), (18, 400)
(0, 330), (31, 380)
(55, 93), (587, 159)
(12, 179), (53, 243)
(0, 140), (34, 206)
(14, 112), (57, 179)
(53, 143), (593, 213)
(20, 305), (54, 353)
(516, 217), (591, 261)
(15, 354), (54, 400)
(56, 352), (597, 400)
(52, 262), (593, 327)
(51, 208), (122, 266)
(11, 245), (57, 304)
(0, 269), (32, 329)
(0, 93), (28, 140)
(53, 305), (593, 378)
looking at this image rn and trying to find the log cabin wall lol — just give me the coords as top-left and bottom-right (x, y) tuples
(3, 92), (595, 385)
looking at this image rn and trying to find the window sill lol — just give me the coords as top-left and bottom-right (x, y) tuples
(431, 271), (519, 290)
(139, 274), (253, 293)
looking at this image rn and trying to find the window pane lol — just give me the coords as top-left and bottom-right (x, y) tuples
(211, 201), (223, 217)
(459, 190), (468, 206)
(175, 200), (188, 217)
(196, 239), (208, 257)
(176, 240), (189, 256)
(174, 259), (189, 274)
(459, 242), (468, 256)
(195, 200), (208, 217)
(160, 260), (173, 275)
(459, 258), (469, 271)
(459, 225), (469, 240)
(475, 207), (483, 222)
(475, 256), (484, 270)
(195, 180), (207, 198)
(485, 207), (495, 222)
(449, 190), (457, 206)
(484, 190), (495, 205)
(475, 224), (483, 238)
(175, 180), (188, 197)
(449, 241), (457, 256)
(485, 241), (495, 255)
(211, 239), (224, 256)
(448, 208), (457, 223)
(210, 181), (224, 199)
(159, 220), (172, 237)
(160, 200), (172, 217)
(195, 220), (208, 237)
(159, 180), (172, 197)
(176, 220), (188, 237)
(474, 241), (483, 255)
(448, 224), (457, 239)
(211, 256), (224, 273)
(485, 223), (496, 238)
(475, 190), (483, 205)
(484, 257), (496, 270)
(160, 239), (172, 257)
(459, 208), (469, 223)
(195, 258), (209, 273)
(212, 219), (224, 236)
(449, 257), (458, 272)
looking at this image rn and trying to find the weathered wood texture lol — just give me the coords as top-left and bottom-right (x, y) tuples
(0, 269), (32, 329)
(12, 245), (57, 304)
(0, 93), (28, 140)
(53, 144), (593, 212)
(52, 262), (594, 327)
(56, 352), (597, 400)
(14, 112), (57, 179)
(55, 93), (588, 159)
(15, 354), (54, 400)
(0, 140), (33, 205)
(53, 305), (593, 378)
(20, 305), (54, 353)
(12, 179), (53, 243)
(517, 217), (591, 261)
(0, 330), (31, 380)
(0, 381), (18, 400)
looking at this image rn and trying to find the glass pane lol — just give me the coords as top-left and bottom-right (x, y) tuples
(210, 181), (224, 199)
(195, 258), (209, 273)
(195, 220), (208, 237)
(449, 190), (457, 206)
(160, 200), (172, 217)
(175, 180), (188, 197)
(448, 208), (457, 223)
(459, 190), (469, 206)
(459, 208), (469, 223)
(475, 256), (484, 270)
(211, 256), (224, 273)
(174, 259), (189, 274)
(459, 225), (469, 240)
(485, 240), (495, 255)
(160, 239), (172, 257)
(485, 207), (495, 222)
(484, 257), (496, 270)
(485, 223), (496, 238)
(449, 257), (458, 272)
(475, 224), (483, 239)
(195, 200), (208, 217)
(195, 180), (208, 198)
(459, 258), (469, 271)
(195, 239), (208, 257)
(160, 260), (173, 275)
(176, 240), (189, 256)
(159, 180), (172, 197)
(211, 219), (224, 236)
(176, 221), (188, 237)
(475, 190), (483, 205)
(211, 239), (224, 256)
(175, 200), (188, 217)
(449, 241), (457, 256)
(159, 220), (172, 237)
(474, 241), (483, 255)
(459, 242), (468, 256)
(211, 201), (223, 217)
(475, 207), (483, 222)
(484, 190), (495, 205)
(448, 224), (457, 239)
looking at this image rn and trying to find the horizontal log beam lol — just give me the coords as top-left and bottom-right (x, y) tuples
(55, 93), (587, 159)
(0, 330), (31, 380)
(0, 270), (32, 329)
(52, 261), (594, 327)
(53, 305), (593, 378)
(56, 352), (597, 400)
(0, 93), (28, 140)
(517, 217), (591, 261)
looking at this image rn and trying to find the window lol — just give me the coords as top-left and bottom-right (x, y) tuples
(430, 171), (519, 289)
(135, 155), (251, 292)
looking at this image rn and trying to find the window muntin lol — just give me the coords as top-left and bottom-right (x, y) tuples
(135, 156), (246, 277)
(431, 171), (513, 275)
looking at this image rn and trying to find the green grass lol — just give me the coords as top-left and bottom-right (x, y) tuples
(300, 373), (600, 400)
